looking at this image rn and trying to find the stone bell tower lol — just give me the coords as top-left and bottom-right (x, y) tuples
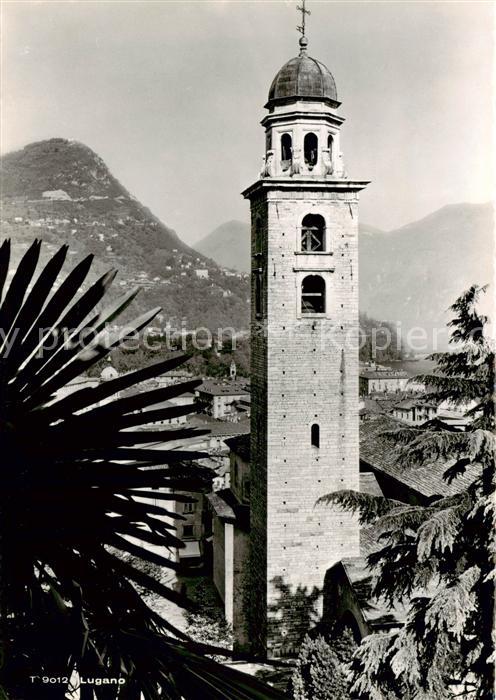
(242, 25), (369, 657)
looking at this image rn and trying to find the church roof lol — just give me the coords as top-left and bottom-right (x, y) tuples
(267, 53), (339, 108)
(197, 379), (250, 397)
(360, 415), (481, 500)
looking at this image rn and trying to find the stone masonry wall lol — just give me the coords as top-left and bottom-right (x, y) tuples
(247, 194), (269, 654)
(247, 185), (361, 657)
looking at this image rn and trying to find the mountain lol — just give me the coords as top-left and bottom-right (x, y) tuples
(359, 203), (493, 347)
(195, 220), (251, 273)
(197, 204), (493, 348)
(1, 139), (250, 331)
(3, 140), (490, 342)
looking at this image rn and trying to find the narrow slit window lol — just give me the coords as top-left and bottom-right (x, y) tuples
(281, 133), (292, 171)
(301, 275), (325, 314)
(301, 214), (326, 252)
(311, 424), (320, 448)
(304, 132), (318, 168)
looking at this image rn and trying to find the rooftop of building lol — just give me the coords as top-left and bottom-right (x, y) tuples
(197, 379), (250, 397)
(360, 415), (481, 499)
(206, 487), (250, 530)
(393, 398), (438, 410)
(267, 38), (339, 109)
(359, 369), (409, 380)
(187, 414), (251, 438)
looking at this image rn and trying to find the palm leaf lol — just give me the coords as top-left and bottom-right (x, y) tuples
(0, 241), (277, 700)
(0, 238), (11, 304)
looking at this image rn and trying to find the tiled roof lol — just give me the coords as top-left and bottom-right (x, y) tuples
(340, 555), (408, 630)
(393, 398), (437, 410)
(188, 415), (251, 438)
(267, 53), (338, 107)
(197, 380), (250, 397)
(206, 488), (250, 530)
(360, 415), (481, 499)
(207, 489), (235, 521)
(360, 370), (408, 380)
(361, 396), (397, 415)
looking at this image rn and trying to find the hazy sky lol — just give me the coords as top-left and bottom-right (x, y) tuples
(1, 0), (493, 243)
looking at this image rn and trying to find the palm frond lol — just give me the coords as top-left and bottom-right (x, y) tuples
(0, 241), (277, 700)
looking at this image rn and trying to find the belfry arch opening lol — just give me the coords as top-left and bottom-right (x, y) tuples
(304, 132), (318, 168)
(301, 275), (326, 314)
(281, 133), (292, 171)
(301, 214), (326, 252)
(311, 424), (320, 448)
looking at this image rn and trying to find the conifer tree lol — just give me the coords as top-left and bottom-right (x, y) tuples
(291, 635), (348, 700)
(320, 285), (495, 699)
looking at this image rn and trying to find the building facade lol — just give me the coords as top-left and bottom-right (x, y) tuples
(196, 379), (250, 420)
(359, 367), (409, 396)
(242, 34), (369, 656)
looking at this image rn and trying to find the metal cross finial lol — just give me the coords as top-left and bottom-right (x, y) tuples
(296, 0), (311, 41)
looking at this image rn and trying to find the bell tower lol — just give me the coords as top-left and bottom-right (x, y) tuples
(242, 17), (369, 657)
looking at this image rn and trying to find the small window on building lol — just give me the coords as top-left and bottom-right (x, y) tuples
(301, 214), (326, 252)
(311, 423), (320, 448)
(304, 132), (318, 168)
(301, 275), (326, 314)
(281, 133), (292, 171)
(183, 525), (194, 538)
(183, 501), (196, 514)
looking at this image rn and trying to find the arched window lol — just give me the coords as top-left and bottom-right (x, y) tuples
(304, 132), (318, 168)
(301, 214), (326, 252)
(281, 133), (292, 170)
(327, 133), (334, 161)
(311, 423), (320, 448)
(301, 275), (325, 314)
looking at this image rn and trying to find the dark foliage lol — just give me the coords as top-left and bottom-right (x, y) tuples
(322, 285), (494, 699)
(0, 240), (284, 699)
(291, 635), (348, 700)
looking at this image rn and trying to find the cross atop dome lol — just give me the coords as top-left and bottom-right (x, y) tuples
(296, 0), (311, 54)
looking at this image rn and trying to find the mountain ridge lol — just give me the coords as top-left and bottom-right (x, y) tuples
(195, 220), (251, 273)
(193, 203), (493, 346)
(2, 138), (491, 343)
(1, 138), (250, 330)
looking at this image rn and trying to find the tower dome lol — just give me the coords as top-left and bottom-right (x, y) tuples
(267, 42), (339, 109)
